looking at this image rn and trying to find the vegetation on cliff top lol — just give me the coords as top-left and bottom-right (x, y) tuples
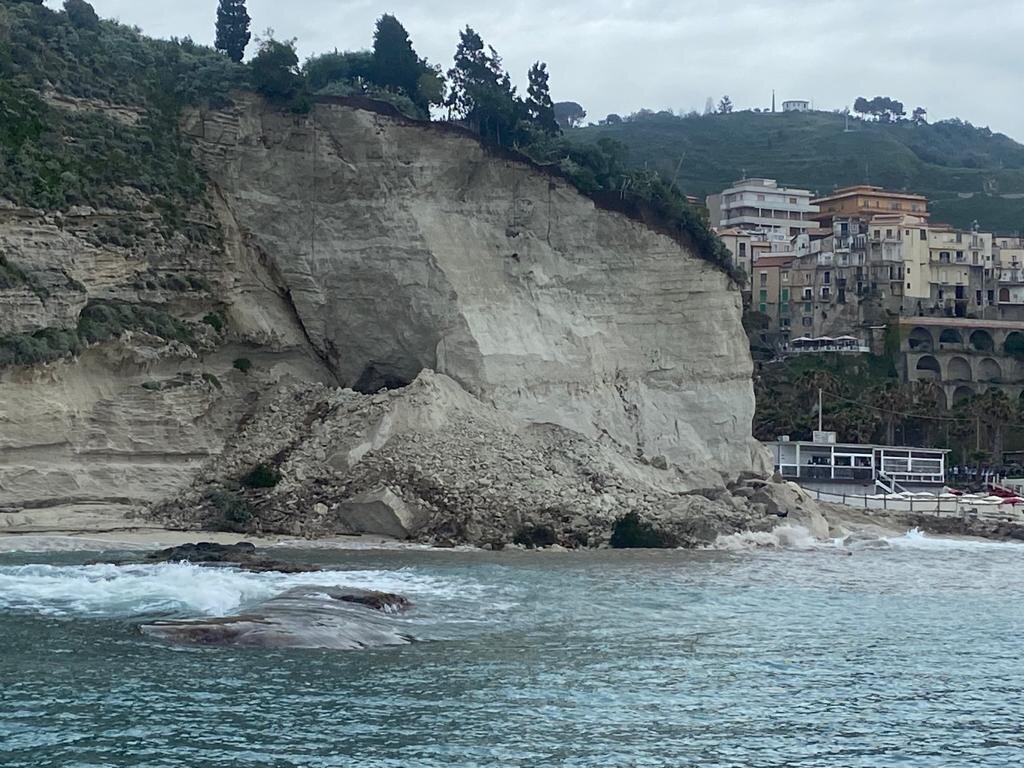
(574, 109), (1024, 233)
(0, 0), (738, 282)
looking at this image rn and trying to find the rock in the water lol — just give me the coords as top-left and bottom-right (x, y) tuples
(106, 541), (326, 573)
(139, 587), (414, 650)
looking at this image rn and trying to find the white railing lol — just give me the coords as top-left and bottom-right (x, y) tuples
(803, 487), (1024, 522)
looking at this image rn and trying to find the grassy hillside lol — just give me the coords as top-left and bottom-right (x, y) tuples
(574, 110), (1024, 233)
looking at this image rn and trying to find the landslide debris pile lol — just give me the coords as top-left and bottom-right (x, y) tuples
(155, 371), (796, 548)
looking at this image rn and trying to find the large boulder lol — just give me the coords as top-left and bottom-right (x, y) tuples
(337, 487), (428, 539)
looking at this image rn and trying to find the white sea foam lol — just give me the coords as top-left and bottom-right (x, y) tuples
(713, 524), (1024, 553)
(712, 525), (823, 551)
(0, 562), (475, 619)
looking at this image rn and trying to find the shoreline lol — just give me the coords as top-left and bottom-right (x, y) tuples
(3, 503), (1023, 555)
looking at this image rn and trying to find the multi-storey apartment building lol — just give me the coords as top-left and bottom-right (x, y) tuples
(922, 226), (995, 318)
(707, 178), (819, 238)
(811, 185), (929, 228)
(752, 255), (794, 330)
(994, 236), (1024, 318)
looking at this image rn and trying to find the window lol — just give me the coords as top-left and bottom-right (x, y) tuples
(757, 194), (765, 201)
(759, 303), (767, 314)
(759, 272), (767, 287)
(823, 271), (831, 285)
(821, 286), (831, 299)
(781, 288), (790, 302)
(802, 288), (812, 300)
(955, 232), (963, 243)
(803, 302), (812, 313)
(886, 229), (893, 238)
(739, 242), (747, 257)
(789, 197), (797, 204)
(919, 229), (927, 240)
(987, 289), (995, 303)
(972, 251), (979, 264)
(956, 250), (964, 262)
(759, 289), (768, 302)
(781, 317), (791, 328)
(938, 289), (944, 300)
(802, 316), (813, 327)
(781, 271), (789, 283)
(907, 282), (911, 290)
(874, 230), (881, 239)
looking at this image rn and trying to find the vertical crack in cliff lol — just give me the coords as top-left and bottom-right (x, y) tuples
(210, 181), (341, 386)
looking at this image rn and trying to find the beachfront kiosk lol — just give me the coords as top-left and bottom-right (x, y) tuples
(766, 431), (949, 497)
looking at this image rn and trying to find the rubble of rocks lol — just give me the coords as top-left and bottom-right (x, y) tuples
(152, 371), (816, 549)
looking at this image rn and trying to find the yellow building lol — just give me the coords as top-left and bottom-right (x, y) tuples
(752, 255), (794, 330)
(812, 185), (928, 227)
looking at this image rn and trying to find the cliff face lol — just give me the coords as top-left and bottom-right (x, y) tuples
(0, 95), (767, 522)
(185, 97), (766, 488)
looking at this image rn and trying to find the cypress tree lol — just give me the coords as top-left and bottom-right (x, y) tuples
(372, 15), (421, 101)
(214, 0), (251, 63)
(526, 62), (558, 135)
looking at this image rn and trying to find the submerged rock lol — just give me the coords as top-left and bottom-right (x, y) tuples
(95, 541), (325, 574)
(139, 586), (414, 650)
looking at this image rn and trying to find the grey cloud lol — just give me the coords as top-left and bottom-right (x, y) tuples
(44, 0), (1024, 139)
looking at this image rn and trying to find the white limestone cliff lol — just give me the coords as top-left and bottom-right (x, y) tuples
(1, 96), (769, 524)
(185, 97), (769, 489)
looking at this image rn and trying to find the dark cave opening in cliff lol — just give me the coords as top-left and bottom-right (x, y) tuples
(351, 363), (418, 394)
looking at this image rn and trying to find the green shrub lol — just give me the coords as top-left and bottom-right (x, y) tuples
(202, 312), (224, 332)
(205, 489), (254, 530)
(609, 512), (677, 548)
(233, 357), (252, 373)
(241, 463), (281, 488)
(0, 300), (196, 369)
(201, 371), (222, 390)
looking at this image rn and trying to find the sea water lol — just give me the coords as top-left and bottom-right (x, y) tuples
(1, 530), (1022, 767)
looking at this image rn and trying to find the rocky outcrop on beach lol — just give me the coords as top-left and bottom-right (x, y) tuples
(2, 95), (777, 543)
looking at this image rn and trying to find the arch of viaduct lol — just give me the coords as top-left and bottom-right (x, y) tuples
(900, 319), (1024, 408)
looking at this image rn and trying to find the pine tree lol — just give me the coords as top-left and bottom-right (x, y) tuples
(446, 26), (521, 143)
(215, 0), (251, 63)
(526, 62), (558, 135)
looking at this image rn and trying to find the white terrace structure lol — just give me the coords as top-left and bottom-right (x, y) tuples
(768, 432), (948, 495)
(901, 317), (1024, 406)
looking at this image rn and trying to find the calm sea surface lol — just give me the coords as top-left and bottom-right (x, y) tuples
(1, 531), (1023, 767)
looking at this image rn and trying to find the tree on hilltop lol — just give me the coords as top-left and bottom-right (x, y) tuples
(250, 32), (300, 101)
(446, 27), (520, 142)
(373, 16), (421, 100)
(718, 95), (733, 114)
(215, 0), (251, 63)
(64, 0), (99, 29)
(912, 106), (928, 125)
(553, 101), (586, 129)
(526, 62), (559, 135)
(853, 95), (905, 123)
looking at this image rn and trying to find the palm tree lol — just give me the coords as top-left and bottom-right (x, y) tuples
(968, 390), (1016, 466)
(871, 383), (912, 445)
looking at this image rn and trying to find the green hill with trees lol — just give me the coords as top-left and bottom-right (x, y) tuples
(574, 109), (1024, 233)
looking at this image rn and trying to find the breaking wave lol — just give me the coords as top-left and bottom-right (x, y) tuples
(0, 562), (477, 619)
(713, 525), (1024, 553)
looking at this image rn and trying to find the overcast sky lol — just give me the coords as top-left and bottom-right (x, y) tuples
(44, 0), (1024, 140)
